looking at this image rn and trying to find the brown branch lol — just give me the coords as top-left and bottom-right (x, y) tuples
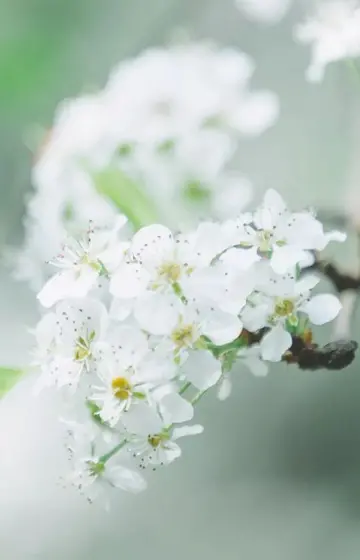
(309, 259), (360, 293)
(243, 329), (358, 372)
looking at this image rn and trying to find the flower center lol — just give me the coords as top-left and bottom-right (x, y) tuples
(171, 323), (196, 349)
(111, 376), (132, 400)
(258, 230), (273, 252)
(87, 460), (105, 477)
(74, 335), (92, 362)
(148, 432), (169, 449)
(275, 299), (295, 317)
(79, 253), (102, 272)
(158, 262), (182, 283)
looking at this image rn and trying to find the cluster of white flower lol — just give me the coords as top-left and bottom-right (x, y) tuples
(33, 189), (345, 504)
(294, 0), (360, 82)
(15, 41), (279, 290)
(235, 0), (292, 24)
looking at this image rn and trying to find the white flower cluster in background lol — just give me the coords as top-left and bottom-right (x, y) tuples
(294, 0), (360, 82)
(33, 189), (345, 504)
(15, 41), (279, 290)
(235, 0), (292, 24)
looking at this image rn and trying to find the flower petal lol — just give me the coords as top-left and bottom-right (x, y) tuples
(108, 465), (147, 493)
(182, 350), (222, 391)
(134, 292), (180, 335)
(301, 294), (342, 325)
(160, 393), (194, 424)
(271, 246), (309, 274)
(110, 263), (150, 299)
(172, 424), (204, 440)
(201, 308), (243, 346)
(37, 267), (98, 308)
(131, 224), (174, 269)
(217, 376), (232, 401)
(260, 325), (292, 362)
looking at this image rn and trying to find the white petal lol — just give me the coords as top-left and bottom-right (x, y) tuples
(301, 294), (342, 325)
(220, 246), (260, 271)
(160, 393), (194, 424)
(37, 267), (98, 308)
(110, 263), (150, 299)
(315, 230), (347, 251)
(294, 274), (320, 295)
(137, 350), (176, 383)
(244, 356), (269, 376)
(108, 325), (149, 367)
(271, 246), (309, 274)
(217, 376), (232, 401)
(121, 403), (162, 436)
(109, 298), (133, 321)
(201, 309), (243, 346)
(131, 224), (174, 269)
(182, 351), (222, 391)
(172, 424), (204, 440)
(260, 325), (292, 362)
(134, 292), (180, 335)
(55, 298), (108, 347)
(241, 304), (269, 332)
(253, 207), (273, 231)
(108, 465), (147, 493)
(35, 312), (57, 347)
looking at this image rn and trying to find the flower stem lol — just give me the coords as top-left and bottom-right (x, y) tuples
(178, 381), (191, 396)
(347, 59), (360, 87)
(191, 389), (208, 406)
(99, 439), (127, 464)
(93, 167), (160, 231)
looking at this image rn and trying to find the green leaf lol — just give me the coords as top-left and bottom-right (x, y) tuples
(0, 368), (23, 398)
(93, 167), (160, 231)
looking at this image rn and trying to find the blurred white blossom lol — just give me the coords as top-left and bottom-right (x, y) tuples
(235, 0), (292, 24)
(294, 0), (360, 82)
(15, 41), (279, 289)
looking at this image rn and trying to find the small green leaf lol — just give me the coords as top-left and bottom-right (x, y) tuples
(93, 167), (159, 231)
(0, 368), (23, 398)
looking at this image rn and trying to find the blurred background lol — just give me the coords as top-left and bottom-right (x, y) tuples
(1, 0), (360, 558)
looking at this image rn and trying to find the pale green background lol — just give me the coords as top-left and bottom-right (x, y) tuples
(1, 1), (360, 558)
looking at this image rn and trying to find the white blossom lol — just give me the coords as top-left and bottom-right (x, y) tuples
(14, 42), (281, 288)
(236, 0), (292, 24)
(30, 188), (348, 501)
(224, 189), (346, 273)
(63, 420), (146, 504)
(242, 272), (342, 361)
(37, 217), (128, 308)
(294, 0), (360, 82)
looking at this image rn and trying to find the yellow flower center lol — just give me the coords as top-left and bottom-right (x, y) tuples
(148, 432), (169, 448)
(171, 323), (196, 349)
(258, 230), (273, 252)
(111, 377), (132, 400)
(275, 299), (295, 317)
(158, 262), (182, 283)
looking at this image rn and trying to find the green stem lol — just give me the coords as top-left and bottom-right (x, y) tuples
(93, 167), (160, 231)
(0, 367), (23, 398)
(347, 59), (360, 87)
(99, 439), (127, 464)
(178, 381), (191, 395)
(191, 389), (208, 406)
